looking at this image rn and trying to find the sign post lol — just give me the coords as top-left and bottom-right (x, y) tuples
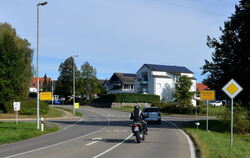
(200, 90), (215, 131)
(13, 102), (21, 124)
(222, 79), (243, 147)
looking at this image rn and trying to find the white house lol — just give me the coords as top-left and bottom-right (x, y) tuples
(135, 64), (196, 106)
(105, 73), (136, 94)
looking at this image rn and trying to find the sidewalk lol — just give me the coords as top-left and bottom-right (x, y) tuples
(0, 108), (80, 121)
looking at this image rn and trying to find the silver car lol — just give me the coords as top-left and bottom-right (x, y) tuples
(143, 107), (161, 124)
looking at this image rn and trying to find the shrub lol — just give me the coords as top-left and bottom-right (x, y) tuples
(4, 98), (49, 115)
(220, 103), (250, 134)
(152, 101), (195, 114)
(94, 93), (160, 103)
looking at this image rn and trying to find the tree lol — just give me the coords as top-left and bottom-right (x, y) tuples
(0, 23), (33, 112)
(173, 76), (194, 114)
(42, 74), (51, 92)
(78, 62), (101, 100)
(55, 57), (78, 99)
(202, 0), (250, 109)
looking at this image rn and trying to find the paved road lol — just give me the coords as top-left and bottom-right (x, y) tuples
(0, 106), (195, 158)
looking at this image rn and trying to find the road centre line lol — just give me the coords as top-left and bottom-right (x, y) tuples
(63, 118), (84, 130)
(5, 129), (106, 158)
(5, 112), (111, 158)
(86, 137), (103, 146)
(92, 133), (133, 158)
(168, 122), (195, 158)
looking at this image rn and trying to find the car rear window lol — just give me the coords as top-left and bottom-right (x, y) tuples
(144, 108), (160, 112)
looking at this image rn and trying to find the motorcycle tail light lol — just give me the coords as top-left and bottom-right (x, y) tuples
(133, 124), (139, 127)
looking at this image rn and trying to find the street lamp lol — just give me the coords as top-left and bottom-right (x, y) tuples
(73, 54), (79, 116)
(36, 1), (48, 130)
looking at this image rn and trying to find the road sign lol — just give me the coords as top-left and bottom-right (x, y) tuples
(222, 79), (243, 99)
(13, 102), (21, 111)
(200, 90), (215, 101)
(40, 92), (52, 100)
(74, 103), (79, 109)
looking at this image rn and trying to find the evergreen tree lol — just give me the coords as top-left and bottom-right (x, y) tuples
(202, 0), (250, 109)
(42, 74), (48, 92)
(0, 23), (33, 111)
(55, 57), (78, 99)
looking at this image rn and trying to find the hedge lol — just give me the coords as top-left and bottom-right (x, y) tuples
(4, 99), (49, 115)
(95, 93), (160, 103)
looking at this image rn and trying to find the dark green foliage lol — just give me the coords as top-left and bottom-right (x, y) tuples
(174, 76), (194, 106)
(202, 0), (250, 109)
(152, 102), (195, 114)
(78, 62), (103, 100)
(4, 99), (49, 115)
(219, 103), (250, 134)
(42, 74), (51, 92)
(55, 57), (77, 99)
(0, 23), (33, 112)
(95, 93), (160, 103)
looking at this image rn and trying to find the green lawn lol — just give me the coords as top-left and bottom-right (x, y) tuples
(182, 120), (250, 158)
(112, 106), (135, 112)
(0, 121), (59, 144)
(55, 107), (83, 117)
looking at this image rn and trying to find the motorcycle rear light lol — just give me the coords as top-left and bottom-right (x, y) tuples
(133, 124), (139, 127)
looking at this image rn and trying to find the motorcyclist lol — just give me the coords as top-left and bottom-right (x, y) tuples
(130, 105), (148, 134)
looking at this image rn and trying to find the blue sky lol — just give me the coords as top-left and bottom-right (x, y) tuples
(0, 0), (239, 82)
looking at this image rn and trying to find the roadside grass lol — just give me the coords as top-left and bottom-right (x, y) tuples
(112, 106), (134, 112)
(55, 107), (83, 117)
(0, 107), (65, 119)
(0, 121), (59, 144)
(182, 120), (250, 158)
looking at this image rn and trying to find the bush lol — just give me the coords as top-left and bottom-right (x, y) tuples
(220, 103), (250, 134)
(94, 93), (160, 103)
(4, 98), (49, 115)
(152, 101), (195, 114)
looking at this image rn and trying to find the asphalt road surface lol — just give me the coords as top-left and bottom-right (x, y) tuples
(0, 106), (195, 158)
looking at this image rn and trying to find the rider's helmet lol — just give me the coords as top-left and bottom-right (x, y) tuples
(134, 105), (140, 111)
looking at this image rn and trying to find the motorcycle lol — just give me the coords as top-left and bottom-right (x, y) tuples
(131, 122), (145, 143)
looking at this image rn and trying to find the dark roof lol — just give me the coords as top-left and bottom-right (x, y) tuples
(144, 64), (193, 74)
(110, 73), (136, 84)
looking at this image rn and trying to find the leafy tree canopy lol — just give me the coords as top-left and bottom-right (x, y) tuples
(0, 23), (33, 111)
(174, 75), (193, 105)
(202, 0), (250, 109)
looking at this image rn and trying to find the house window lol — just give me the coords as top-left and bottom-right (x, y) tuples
(123, 85), (131, 89)
(157, 83), (161, 89)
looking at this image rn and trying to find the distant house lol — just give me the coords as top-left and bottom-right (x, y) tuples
(30, 77), (51, 92)
(135, 64), (196, 106)
(106, 73), (136, 94)
(196, 83), (209, 91)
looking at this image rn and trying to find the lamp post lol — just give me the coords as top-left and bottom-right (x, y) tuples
(73, 54), (79, 116)
(36, 1), (48, 130)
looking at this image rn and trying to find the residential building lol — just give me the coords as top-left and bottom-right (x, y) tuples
(30, 77), (51, 92)
(105, 73), (136, 94)
(135, 64), (196, 106)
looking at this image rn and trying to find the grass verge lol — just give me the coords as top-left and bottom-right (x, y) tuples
(182, 120), (250, 158)
(55, 107), (83, 117)
(0, 107), (65, 119)
(111, 106), (134, 112)
(0, 121), (59, 144)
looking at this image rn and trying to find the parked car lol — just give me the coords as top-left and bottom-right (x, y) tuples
(209, 100), (223, 106)
(143, 107), (161, 124)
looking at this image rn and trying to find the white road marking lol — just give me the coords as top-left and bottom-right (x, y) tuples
(5, 127), (107, 158)
(92, 133), (133, 158)
(86, 138), (103, 146)
(63, 118), (84, 130)
(168, 122), (195, 158)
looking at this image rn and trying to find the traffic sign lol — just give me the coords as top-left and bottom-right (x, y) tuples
(13, 102), (21, 111)
(74, 103), (79, 109)
(200, 90), (215, 101)
(40, 92), (52, 100)
(222, 79), (243, 99)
